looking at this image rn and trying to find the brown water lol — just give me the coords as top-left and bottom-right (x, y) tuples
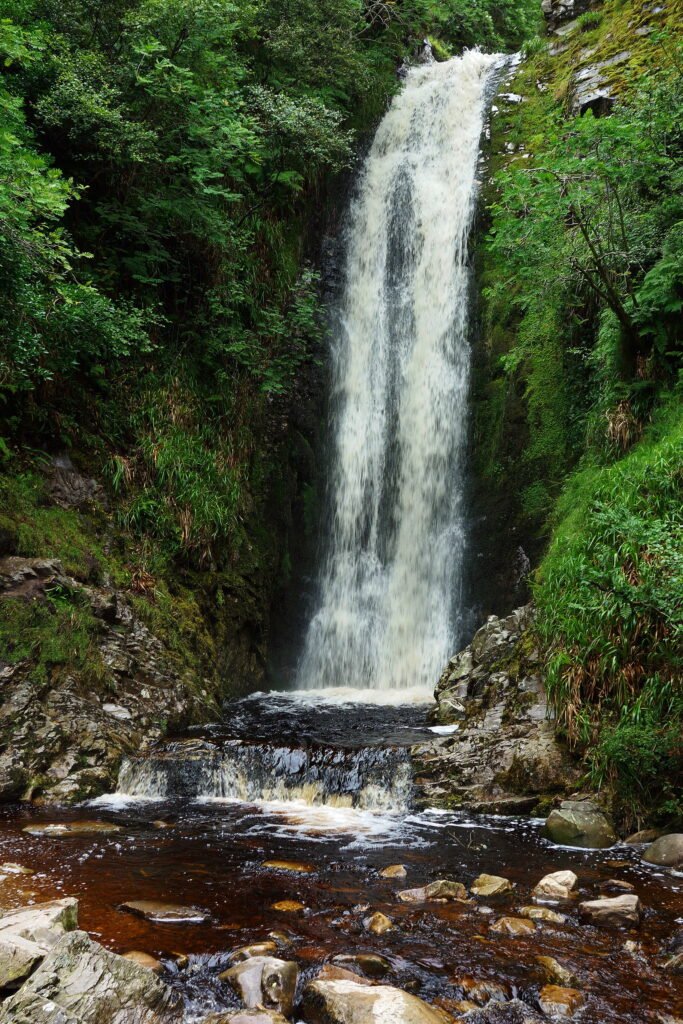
(0, 694), (680, 1023)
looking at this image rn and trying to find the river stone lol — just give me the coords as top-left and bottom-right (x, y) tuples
(424, 880), (468, 901)
(120, 900), (208, 923)
(302, 979), (453, 1024)
(22, 820), (122, 837)
(598, 878), (634, 893)
(363, 912), (393, 935)
(0, 930), (182, 1023)
(490, 916), (535, 936)
(642, 834), (683, 868)
(220, 956), (298, 1017)
(538, 985), (584, 1017)
(228, 941), (278, 962)
(471, 874), (513, 897)
(271, 899), (305, 912)
(532, 870), (577, 900)
(519, 906), (566, 924)
(459, 977), (510, 1005)
(398, 886), (428, 903)
(545, 801), (616, 849)
(578, 894), (641, 927)
(379, 864), (407, 879)
(536, 956), (577, 987)
(122, 950), (164, 973)
(331, 954), (390, 979)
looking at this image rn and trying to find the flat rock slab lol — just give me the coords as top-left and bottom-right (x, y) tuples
(0, 930), (181, 1023)
(120, 900), (209, 923)
(302, 979), (454, 1024)
(579, 894), (641, 927)
(23, 821), (121, 837)
(642, 834), (683, 868)
(0, 897), (78, 950)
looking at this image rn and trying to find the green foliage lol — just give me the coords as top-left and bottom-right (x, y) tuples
(535, 398), (683, 823)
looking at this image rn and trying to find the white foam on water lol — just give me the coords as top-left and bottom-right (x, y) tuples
(273, 686), (434, 706)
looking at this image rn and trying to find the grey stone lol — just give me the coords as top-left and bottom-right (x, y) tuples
(642, 834), (683, 868)
(0, 930), (181, 1023)
(545, 800), (616, 848)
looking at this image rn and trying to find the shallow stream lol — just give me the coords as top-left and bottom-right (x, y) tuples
(0, 693), (680, 1022)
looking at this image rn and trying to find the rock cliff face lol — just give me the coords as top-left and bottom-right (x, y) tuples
(411, 607), (578, 813)
(0, 554), (214, 803)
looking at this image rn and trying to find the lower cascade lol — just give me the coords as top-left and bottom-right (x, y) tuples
(117, 739), (413, 813)
(297, 49), (503, 693)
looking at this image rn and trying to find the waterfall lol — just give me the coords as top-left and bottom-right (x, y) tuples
(298, 50), (502, 693)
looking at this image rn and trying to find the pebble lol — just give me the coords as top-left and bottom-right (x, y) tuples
(363, 912), (393, 935)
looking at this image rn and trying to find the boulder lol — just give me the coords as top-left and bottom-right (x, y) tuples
(0, 898), (79, 949)
(490, 917), (535, 937)
(301, 979), (453, 1024)
(0, 930), (182, 1023)
(642, 834), (683, 868)
(545, 801), (616, 849)
(624, 829), (662, 845)
(317, 965), (375, 986)
(578, 894), (641, 927)
(0, 934), (46, 990)
(220, 956), (298, 1017)
(379, 864), (407, 879)
(120, 900), (208, 923)
(532, 870), (577, 900)
(537, 985), (584, 1017)
(471, 874), (513, 897)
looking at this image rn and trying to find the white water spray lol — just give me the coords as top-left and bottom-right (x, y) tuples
(298, 50), (501, 692)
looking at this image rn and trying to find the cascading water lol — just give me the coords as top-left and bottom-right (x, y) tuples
(298, 50), (502, 693)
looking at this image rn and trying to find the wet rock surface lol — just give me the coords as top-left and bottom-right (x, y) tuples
(301, 979), (453, 1024)
(0, 929), (182, 1023)
(413, 607), (578, 811)
(221, 956), (298, 1017)
(0, 555), (213, 805)
(545, 798), (617, 849)
(642, 834), (683, 868)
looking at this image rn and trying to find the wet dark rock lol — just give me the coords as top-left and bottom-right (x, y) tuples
(541, 0), (599, 33)
(228, 941), (278, 962)
(221, 956), (299, 1017)
(663, 952), (683, 976)
(301, 979), (453, 1024)
(44, 455), (107, 511)
(416, 606), (577, 812)
(0, 930), (182, 1023)
(0, 557), (213, 805)
(578, 894), (641, 927)
(625, 828), (663, 845)
(459, 977), (511, 1005)
(642, 834), (683, 868)
(120, 900), (209, 923)
(330, 953), (390, 979)
(464, 999), (543, 1023)
(545, 799), (616, 849)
